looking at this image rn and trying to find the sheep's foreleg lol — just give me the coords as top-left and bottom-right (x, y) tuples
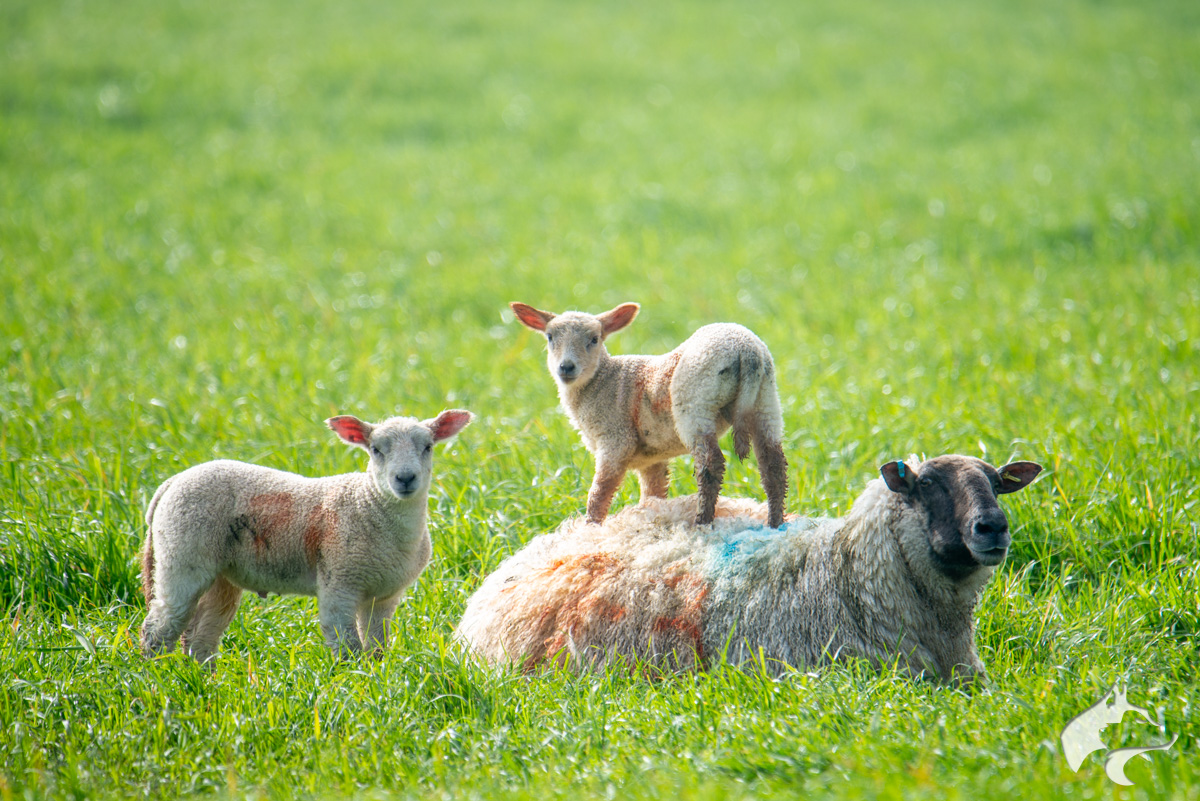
(586, 459), (627, 524)
(318, 586), (364, 658)
(692, 434), (725, 526)
(357, 595), (401, 657)
(637, 461), (670, 502)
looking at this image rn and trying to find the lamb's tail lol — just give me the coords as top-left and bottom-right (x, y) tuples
(731, 352), (768, 461)
(141, 478), (174, 604)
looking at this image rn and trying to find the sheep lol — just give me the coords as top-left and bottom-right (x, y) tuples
(140, 409), (473, 662)
(510, 301), (788, 529)
(455, 454), (1042, 684)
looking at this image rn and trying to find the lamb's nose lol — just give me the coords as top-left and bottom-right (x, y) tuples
(395, 472), (417, 489)
(558, 362), (577, 379)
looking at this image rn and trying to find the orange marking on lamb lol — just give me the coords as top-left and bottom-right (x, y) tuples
(302, 504), (337, 566)
(648, 351), (682, 414)
(247, 493), (296, 553)
(629, 373), (647, 434)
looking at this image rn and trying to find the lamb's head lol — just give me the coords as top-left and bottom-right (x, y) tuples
(880, 455), (1041, 577)
(327, 411), (473, 500)
(510, 301), (639, 388)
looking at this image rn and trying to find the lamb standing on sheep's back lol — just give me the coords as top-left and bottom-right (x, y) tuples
(510, 301), (788, 528)
(455, 455), (1041, 683)
(140, 409), (473, 662)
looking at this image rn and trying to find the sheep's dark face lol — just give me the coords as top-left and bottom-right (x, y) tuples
(511, 301), (640, 389)
(881, 455), (1041, 579)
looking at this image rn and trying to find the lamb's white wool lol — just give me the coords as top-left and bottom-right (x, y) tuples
(510, 301), (788, 528)
(140, 410), (473, 662)
(456, 454), (1042, 683)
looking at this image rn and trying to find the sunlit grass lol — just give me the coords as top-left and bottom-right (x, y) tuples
(1, 0), (1198, 797)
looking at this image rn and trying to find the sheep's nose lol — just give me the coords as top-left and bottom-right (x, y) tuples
(558, 362), (577, 380)
(395, 472), (417, 489)
(972, 510), (1010, 549)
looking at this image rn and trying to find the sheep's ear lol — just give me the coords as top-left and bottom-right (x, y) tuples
(510, 302), (555, 332)
(880, 460), (917, 494)
(597, 302), (639, 337)
(426, 410), (473, 442)
(327, 416), (373, 448)
(996, 461), (1042, 494)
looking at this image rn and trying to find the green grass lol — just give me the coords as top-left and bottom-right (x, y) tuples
(2, 0), (1198, 796)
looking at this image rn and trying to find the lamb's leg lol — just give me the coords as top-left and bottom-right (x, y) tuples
(586, 458), (627, 524)
(180, 576), (243, 664)
(637, 461), (670, 502)
(317, 586), (364, 658)
(140, 542), (219, 657)
(752, 428), (789, 529)
(691, 433), (725, 526)
(141, 578), (209, 658)
(357, 595), (401, 657)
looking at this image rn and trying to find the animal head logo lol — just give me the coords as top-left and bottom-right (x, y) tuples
(1060, 684), (1178, 786)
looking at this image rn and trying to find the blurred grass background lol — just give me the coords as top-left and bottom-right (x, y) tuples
(1, 0), (1198, 797)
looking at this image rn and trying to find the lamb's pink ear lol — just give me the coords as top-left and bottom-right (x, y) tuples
(327, 416), (373, 448)
(510, 302), (555, 332)
(880, 460), (917, 494)
(426, 409), (474, 442)
(597, 302), (639, 337)
(997, 461), (1042, 494)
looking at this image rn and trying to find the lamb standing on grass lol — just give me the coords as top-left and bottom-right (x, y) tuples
(455, 455), (1041, 683)
(140, 409), (473, 662)
(510, 301), (788, 528)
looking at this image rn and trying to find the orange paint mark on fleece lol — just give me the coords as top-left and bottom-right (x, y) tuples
(302, 504), (338, 567)
(651, 571), (709, 664)
(647, 350), (682, 415)
(247, 493), (296, 554)
(516, 552), (628, 672)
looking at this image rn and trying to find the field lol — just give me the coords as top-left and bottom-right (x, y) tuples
(2, 0), (1198, 797)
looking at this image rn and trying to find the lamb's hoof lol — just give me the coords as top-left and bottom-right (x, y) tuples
(693, 514), (715, 527)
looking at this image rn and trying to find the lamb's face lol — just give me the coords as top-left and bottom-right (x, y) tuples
(881, 455), (1042, 579)
(327, 410), (473, 502)
(543, 312), (606, 387)
(510, 301), (640, 390)
(366, 418), (437, 500)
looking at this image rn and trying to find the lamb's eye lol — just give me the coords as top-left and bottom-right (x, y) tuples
(919, 477), (933, 487)
(371, 446), (382, 457)
(590, 336), (599, 346)
(423, 443), (432, 455)
(546, 334), (554, 345)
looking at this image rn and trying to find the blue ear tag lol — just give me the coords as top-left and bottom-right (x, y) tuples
(897, 461), (905, 478)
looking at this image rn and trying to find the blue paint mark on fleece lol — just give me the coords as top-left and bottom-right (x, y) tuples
(706, 517), (820, 581)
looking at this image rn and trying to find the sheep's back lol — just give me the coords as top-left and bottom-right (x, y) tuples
(455, 496), (836, 673)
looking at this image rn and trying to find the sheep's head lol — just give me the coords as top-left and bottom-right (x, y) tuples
(510, 301), (639, 389)
(327, 411), (473, 500)
(880, 455), (1041, 578)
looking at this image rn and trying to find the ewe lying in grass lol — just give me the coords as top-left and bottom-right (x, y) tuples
(456, 455), (1041, 683)
(140, 410), (473, 662)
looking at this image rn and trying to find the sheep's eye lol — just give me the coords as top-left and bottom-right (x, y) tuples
(590, 336), (599, 346)
(423, 443), (432, 455)
(371, 446), (382, 457)
(919, 477), (933, 487)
